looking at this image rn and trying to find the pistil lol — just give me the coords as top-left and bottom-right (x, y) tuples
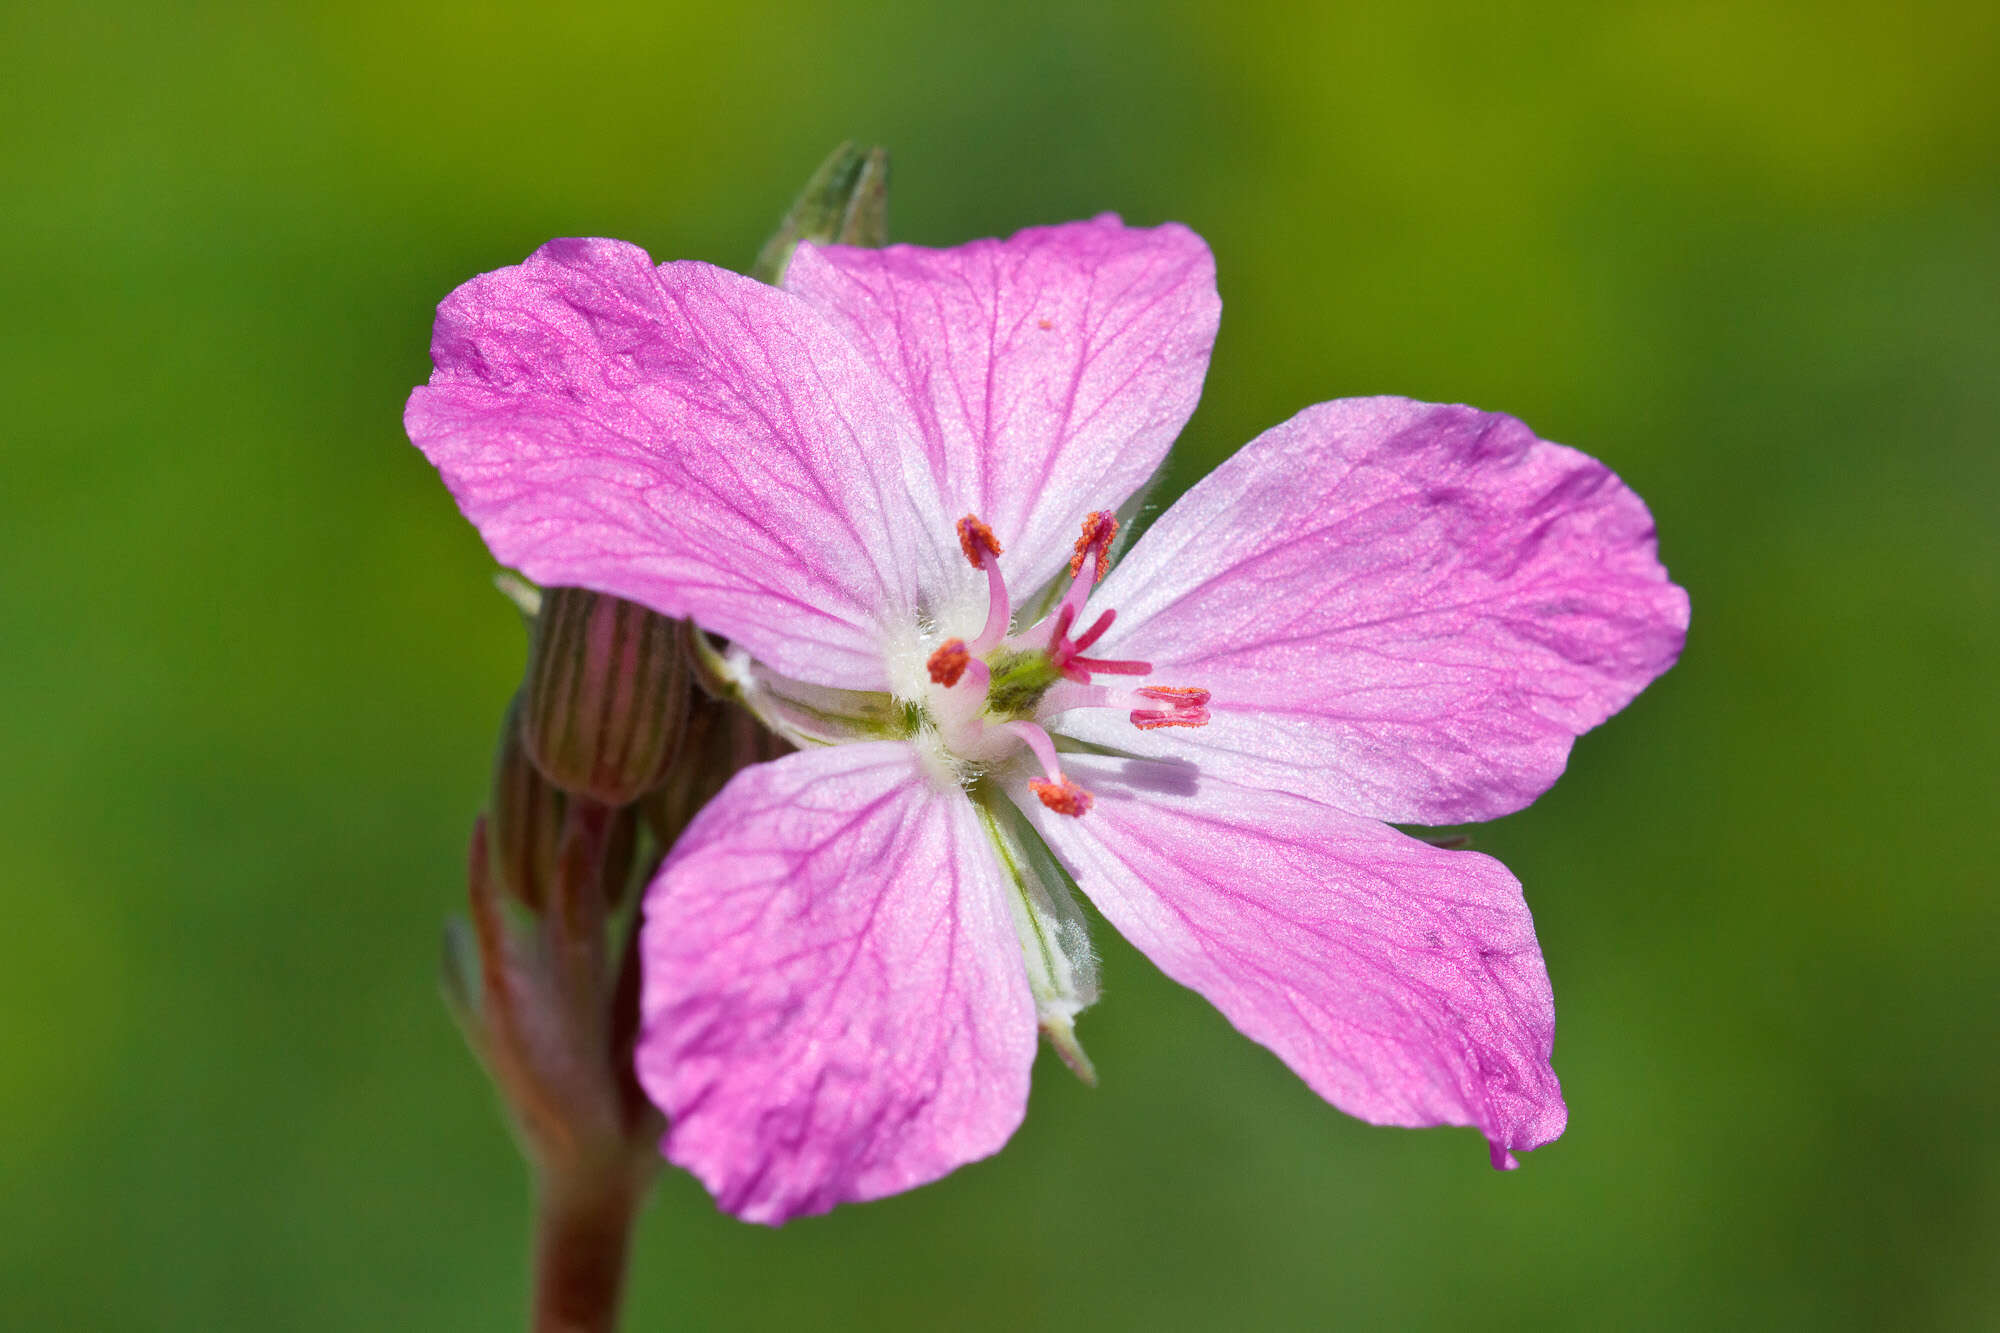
(1043, 513), (1151, 682)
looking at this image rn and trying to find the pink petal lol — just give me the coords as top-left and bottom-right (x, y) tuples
(1018, 756), (1565, 1166)
(635, 742), (1036, 1224)
(784, 216), (1220, 591)
(405, 239), (965, 691)
(1059, 397), (1690, 823)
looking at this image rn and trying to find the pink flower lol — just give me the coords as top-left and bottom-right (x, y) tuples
(406, 218), (1688, 1224)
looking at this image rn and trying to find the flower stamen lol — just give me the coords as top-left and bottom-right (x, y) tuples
(957, 513), (1012, 652)
(926, 638), (970, 687)
(1029, 777), (1094, 817)
(1130, 685), (1211, 730)
(1003, 720), (1094, 817)
(1051, 511), (1120, 642)
(956, 515), (1002, 566)
(1069, 511), (1117, 583)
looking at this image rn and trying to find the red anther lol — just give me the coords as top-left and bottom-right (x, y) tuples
(957, 515), (1002, 567)
(1069, 608), (1116, 653)
(1131, 685), (1211, 730)
(927, 638), (971, 687)
(1030, 776), (1094, 817)
(1068, 511), (1118, 583)
(1069, 655), (1151, 676)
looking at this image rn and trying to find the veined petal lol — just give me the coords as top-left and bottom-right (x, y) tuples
(1017, 755), (1565, 1166)
(406, 239), (969, 691)
(635, 742), (1036, 1224)
(1059, 397), (1689, 823)
(785, 216), (1220, 593)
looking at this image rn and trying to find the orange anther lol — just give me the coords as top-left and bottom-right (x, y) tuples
(1030, 776), (1094, 817)
(1069, 510), (1118, 583)
(1131, 713), (1208, 731)
(1131, 685), (1211, 730)
(927, 638), (971, 687)
(957, 515), (1002, 567)
(1136, 686), (1210, 705)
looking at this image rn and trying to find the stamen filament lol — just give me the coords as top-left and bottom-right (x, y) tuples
(1054, 562), (1095, 639)
(973, 551), (1011, 652)
(934, 655), (991, 736)
(956, 515), (1012, 653)
(1036, 682), (1113, 715)
(1000, 720), (1066, 784)
(1034, 682), (1211, 731)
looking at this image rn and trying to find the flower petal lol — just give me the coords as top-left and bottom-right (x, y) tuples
(406, 238), (967, 690)
(784, 216), (1220, 591)
(1017, 755), (1565, 1165)
(1058, 397), (1690, 823)
(635, 742), (1036, 1224)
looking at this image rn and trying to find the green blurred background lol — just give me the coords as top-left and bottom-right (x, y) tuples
(5, 1), (1995, 1327)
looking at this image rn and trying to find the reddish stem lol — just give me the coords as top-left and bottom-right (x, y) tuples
(530, 1163), (645, 1333)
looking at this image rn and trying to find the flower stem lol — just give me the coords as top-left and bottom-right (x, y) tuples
(530, 1163), (646, 1333)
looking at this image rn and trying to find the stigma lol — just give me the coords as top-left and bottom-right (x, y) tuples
(924, 510), (1211, 816)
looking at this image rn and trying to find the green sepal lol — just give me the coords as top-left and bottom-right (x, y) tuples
(970, 783), (1100, 1084)
(748, 141), (891, 285)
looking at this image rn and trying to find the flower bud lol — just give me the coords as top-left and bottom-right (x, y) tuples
(640, 691), (792, 853)
(488, 693), (567, 913)
(592, 800), (642, 914)
(748, 141), (890, 285)
(520, 588), (690, 805)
